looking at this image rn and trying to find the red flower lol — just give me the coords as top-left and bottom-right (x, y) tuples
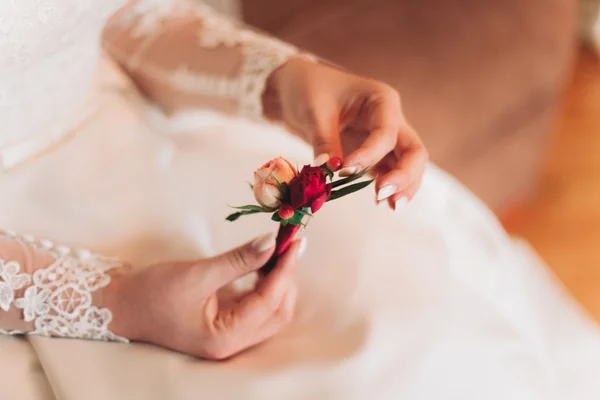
(287, 165), (332, 213)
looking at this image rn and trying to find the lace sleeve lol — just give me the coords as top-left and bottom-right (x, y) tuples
(103, 0), (306, 120)
(0, 230), (127, 342)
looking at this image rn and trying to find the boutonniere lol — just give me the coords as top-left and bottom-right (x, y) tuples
(226, 156), (373, 273)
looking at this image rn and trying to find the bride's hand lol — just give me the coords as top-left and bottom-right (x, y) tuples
(266, 57), (428, 210)
(107, 234), (303, 360)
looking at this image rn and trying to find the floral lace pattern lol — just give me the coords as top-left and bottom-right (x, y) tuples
(0, 260), (30, 312)
(111, 0), (299, 119)
(0, 230), (128, 342)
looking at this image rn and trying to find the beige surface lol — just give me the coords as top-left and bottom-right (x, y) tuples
(0, 337), (54, 399)
(502, 47), (600, 323)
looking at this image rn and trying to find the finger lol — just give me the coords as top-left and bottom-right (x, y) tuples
(205, 232), (276, 288)
(340, 94), (400, 176)
(388, 179), (422, 211)
(222, 238), (305, 332)
(375, 139), (428, 204)
(290, 95), (343, 164)
(210, 285), (298, 360)
(243, 286), (298, 346)
(310, 108), (344, 165)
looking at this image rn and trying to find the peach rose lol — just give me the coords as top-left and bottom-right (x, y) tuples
(253, 157), (298, 209)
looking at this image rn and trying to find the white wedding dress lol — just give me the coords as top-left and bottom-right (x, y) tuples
(1, 1), (600, 399)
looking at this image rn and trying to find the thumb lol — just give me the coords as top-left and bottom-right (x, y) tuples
(207, 233), (276, 288)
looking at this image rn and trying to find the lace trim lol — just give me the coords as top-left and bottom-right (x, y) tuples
(0, 231), (128, 342)
(115, 0), (299, 119)
(196, 13), (297, 118)
(119, 0), (196, 39)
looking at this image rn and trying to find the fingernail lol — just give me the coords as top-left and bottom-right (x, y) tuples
(395, 196), (409, 211)
(313, 153), (330, 166)
(296, 237), (308, 259)
(251, 233), (276, 253)
(339, 165), (360, 177)
(376, 185), (397, 201)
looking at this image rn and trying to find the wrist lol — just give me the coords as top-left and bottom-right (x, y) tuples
(102, 266), (142, 341)
(262, 55), (314, 122)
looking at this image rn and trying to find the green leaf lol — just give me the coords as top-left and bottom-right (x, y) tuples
(226, 208), (265, 222)
(271, 172), (283, 187)
(322, 167), (334, 180)
(229, 205), (267, 212)
(296, 207), (313, 217)
(331, 168), (370, 188)
(281, 219), (289, 226)
(287, 210), (304, 226)
(271, 212), (282, 222)
(327, 179), (374, 202)
(226, 212), (243, 222)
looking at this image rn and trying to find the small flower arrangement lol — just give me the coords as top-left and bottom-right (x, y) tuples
(226, 156), (373, 274)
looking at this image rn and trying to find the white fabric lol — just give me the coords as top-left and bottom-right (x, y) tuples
(0, 0), (115, 149)
(1, 0), (297, 169)
(1, 0), (600, 399)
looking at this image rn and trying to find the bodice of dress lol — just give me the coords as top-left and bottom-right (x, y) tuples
(0, 0), (124, 151)
(0, 0), (300, 172)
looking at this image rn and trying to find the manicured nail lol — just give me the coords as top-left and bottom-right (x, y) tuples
(395, 196), (409, 211)
(313, 153), (330, 166)
(339, 165), (360, 177)
(296, 237), (308, 259)
(376, 185), (397, 201)
(251, 233), (276, 253)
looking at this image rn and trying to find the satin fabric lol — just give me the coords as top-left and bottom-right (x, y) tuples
(1, 57), (599, 400)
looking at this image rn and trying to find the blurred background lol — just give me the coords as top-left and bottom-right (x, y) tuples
(219, 1), (600, 320)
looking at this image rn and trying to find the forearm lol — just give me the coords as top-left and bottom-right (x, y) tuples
(103, 0), (302, 121)
(0, 230), (130, 342)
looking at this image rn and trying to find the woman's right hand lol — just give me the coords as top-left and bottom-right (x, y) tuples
(106, 233), (305, 360)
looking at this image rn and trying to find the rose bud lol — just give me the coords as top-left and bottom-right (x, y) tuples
(278, 204), (295, 220)
(326, 156), (342, 172)
(253, 157), (298, 210)
(288, 165), (332, 212)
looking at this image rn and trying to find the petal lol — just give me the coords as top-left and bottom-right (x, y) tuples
(283, 158), (298, 176)
(310, 192), (329, 213)
(255, 167), (272, 180)
(255, 183), (282, 209)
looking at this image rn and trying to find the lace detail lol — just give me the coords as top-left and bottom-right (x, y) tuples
(0, 260), (30, 311)
(194, 5), (297, 118)
(0, 230), (128, 342)
(117, 0), (195, 38)
(108, 0), (299, 119)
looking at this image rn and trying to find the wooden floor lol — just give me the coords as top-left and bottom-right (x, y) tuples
(502, 47), (600, 322)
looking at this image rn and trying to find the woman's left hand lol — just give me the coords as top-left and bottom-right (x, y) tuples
(265, 56), (428, 210)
